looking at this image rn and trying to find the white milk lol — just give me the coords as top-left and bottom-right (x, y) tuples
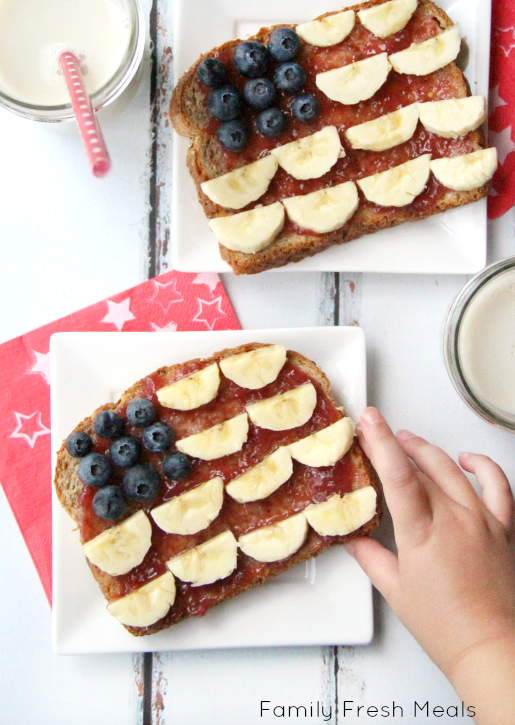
(459, 269), (515, 416)
(0, 0), (131, 107)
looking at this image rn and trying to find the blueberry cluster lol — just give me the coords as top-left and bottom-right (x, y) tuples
(66, 398), (193, 522)
(196, 28), (320, 151)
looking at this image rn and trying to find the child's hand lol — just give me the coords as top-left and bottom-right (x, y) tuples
(346, 408), (515, 725)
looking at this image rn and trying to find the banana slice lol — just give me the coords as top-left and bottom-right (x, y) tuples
(305, 487), (377, 536)
(82, 510), (152, 577)
(151, 477), (224, 535)
(209, 202), (284, 255)
(238, 512), (308, 563)
(288, 417), (355, 467)
(271, 126), (342, 181)
(419, 97), (486, 139)
(316, 53), (391, 106)
(357, 154), (431, 207)
(167, 530), (238, 587)
(389, 25), (461, 76)
(201, 155), (279, 210)
(282, 181), (359, 234)
(157, 363), (220, 411)
(346, 103), (419, 151)
(297, 11), (355, 47)
(246, 383), (317, 431)
(107, 572), (176, 628)
(220, 344), (287, 390)
(176, 412), (249, 461)
(226, 447), (293, 503)
(358, 0), (417, 38)
(430, 149), (498, 191)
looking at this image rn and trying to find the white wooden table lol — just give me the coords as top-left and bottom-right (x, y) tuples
(0, 2), (513, 723)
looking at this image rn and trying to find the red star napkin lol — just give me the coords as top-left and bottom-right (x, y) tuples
(489, 3), (515, 219)
(0, 272), (240, 605)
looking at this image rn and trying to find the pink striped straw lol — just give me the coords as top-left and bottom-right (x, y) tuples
(59, 51), (111, 178)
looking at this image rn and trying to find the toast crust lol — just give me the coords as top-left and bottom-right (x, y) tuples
(54, 343), (382, 637)
(170, 0), (488, 274)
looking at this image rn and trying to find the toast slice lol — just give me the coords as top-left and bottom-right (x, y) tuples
(54, 343), (381, 637)
(170, 0), (490, 274)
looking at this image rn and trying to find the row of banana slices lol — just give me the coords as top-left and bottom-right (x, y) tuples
(203, 94), (488, 212)
(156, 344), (289, 412)
(296, 0), (418, 46)
(95, 483), (377, 628)
(207, 148), (498, 254)
(316, 24), (462, 106)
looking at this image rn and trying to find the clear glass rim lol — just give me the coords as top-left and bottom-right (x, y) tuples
(443, 256), (515, 432)
(0, 0), (145, 123)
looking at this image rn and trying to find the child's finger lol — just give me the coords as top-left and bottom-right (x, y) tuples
(360, 408), (432, 541)
(396, 431), (479, 509)
(344, 537), (399, 607)
(459, 453), (515, 534)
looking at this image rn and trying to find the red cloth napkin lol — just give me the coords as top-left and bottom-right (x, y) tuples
(0, 272), (240, 605)
(489, 2), (515, 219)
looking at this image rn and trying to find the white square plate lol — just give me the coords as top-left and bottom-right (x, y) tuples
(51, 328), (371, 655)
(172, 0), (491, 275)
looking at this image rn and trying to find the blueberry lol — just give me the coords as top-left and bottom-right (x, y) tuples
(94, 410), (124, 439)
(66, 431), (92, 458)
(274, 62), (306, 94)
(207, 85), (241, 121)
(78, 453), (112, 488)
(218, 120), (249, 152)
(123, 464), (161, 502)
(163, 453), (194, 481)
(233, 41), (269, 78)
(243, 78), (276, 110)
(110, 436), (141, 468)
(257, 107), (288, 137)
(292, 93), (320, 122)
(142, 422), (175, 453)
(268, 27), (300, 62)
(197, 58), (227, 87)
(92, 486), (128, 521)
(126, 398), (156, 428)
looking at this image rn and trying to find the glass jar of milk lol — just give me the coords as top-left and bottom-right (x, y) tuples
(443, 257), (515, 431)
(0, 0), (144, 122)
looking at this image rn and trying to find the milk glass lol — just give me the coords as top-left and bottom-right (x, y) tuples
(0, 0), (144, 122)
(443, 257), (515, 431)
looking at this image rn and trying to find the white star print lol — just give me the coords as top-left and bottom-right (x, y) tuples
(102, 298), (136, 331)
(151, 277), (184, 312)
(489, 85), (507, 111)
(193, 273), (219, 294)
(151, 321), (178, 332)
(496, 26), (515, 57)
(193, 297), (227, 330)
(10, 411), (50, 448)
(28, 350), (51, 385)
(489, 126), (515, 165)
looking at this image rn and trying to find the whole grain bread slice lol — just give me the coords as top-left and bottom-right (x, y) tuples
(170, 0), (488, 274)
(54, 343), (382, 637)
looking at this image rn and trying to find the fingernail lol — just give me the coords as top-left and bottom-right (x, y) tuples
(459, 452), (471, 460)
(344, 541), (356, 557)
(360, 407), (383, 425)
(396, 429), (416, 441)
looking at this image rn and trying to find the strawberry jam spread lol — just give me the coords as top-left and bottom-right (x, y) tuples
(197, 6), (481, 232)
(78, 354), (370, 625)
